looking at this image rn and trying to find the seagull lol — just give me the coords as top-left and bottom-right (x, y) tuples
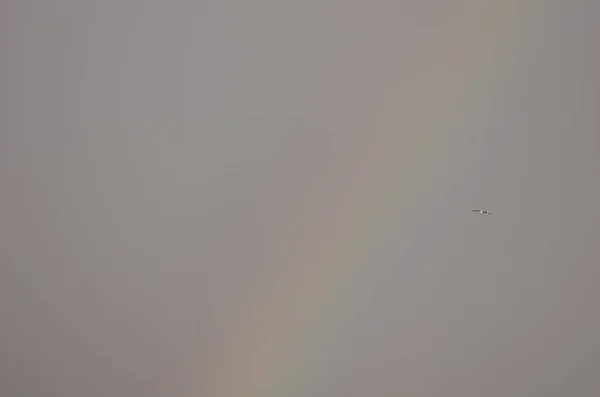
(472, 209), (491, 215)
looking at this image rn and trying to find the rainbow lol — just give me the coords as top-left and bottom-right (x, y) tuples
(181, 3), (540, 396)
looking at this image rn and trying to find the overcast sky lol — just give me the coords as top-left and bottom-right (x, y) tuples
(1, 1), (599, 397)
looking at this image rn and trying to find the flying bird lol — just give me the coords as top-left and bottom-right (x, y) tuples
(472, 209), (491, 215)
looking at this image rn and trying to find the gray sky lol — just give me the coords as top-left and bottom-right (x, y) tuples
(1, 1), (599, 396)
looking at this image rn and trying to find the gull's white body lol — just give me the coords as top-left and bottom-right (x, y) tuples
(472, 209), (491, 215)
